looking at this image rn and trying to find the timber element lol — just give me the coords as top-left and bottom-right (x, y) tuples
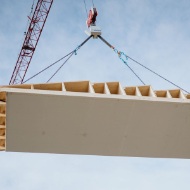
(1, 81), (190, 99)
(0, 93), (6, 151)
(0, 81), (190, 157)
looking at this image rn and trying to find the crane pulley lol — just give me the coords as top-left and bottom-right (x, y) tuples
(85, 7), (101, 38)
(86, 7), (98, 27)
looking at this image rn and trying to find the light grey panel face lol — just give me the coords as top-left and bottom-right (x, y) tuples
(6, 92), (190, 158)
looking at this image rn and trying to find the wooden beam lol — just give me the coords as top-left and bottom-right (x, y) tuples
(64, 81), (90, 93)
(33, 83), (62, 91)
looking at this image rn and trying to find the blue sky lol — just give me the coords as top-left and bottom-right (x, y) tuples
(0, 0), (190, 189)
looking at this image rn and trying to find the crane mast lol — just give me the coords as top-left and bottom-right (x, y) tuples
(9, 0), (54, 85)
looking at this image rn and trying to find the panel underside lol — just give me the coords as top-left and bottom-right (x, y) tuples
(6, 92), (190, 158)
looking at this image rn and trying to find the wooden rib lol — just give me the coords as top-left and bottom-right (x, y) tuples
(88, 82), (95, 93)
(0, 116), (5, 125)
(64, 81), (90, 93)
(187, 94), (190, 99)
(62, 83), (66, 92)
(104, 83), (110, 94)
(33, 83), (62, 91)
(31, 85), (34, 89)
(179, 90), (186, 99)
(149, 86), (156, 97)
(118, 83), (126, 95)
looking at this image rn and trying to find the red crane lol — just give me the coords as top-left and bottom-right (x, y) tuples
(9, 0), (54, 85)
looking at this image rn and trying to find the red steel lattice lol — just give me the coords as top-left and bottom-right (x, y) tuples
(9, 0), (54, 85)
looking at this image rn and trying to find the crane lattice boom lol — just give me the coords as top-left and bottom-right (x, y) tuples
(9, 0), (54, 85)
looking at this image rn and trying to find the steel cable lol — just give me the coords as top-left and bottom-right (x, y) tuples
(23, 35), (92, 83)
(98, 35), (190, 94)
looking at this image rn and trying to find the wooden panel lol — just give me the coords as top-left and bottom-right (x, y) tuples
(0, 128), (5, 136)
(106, 82), (119, 94)
(124, 86), (136, 96)
(93, 83), (110, 94)
(0, 125), (5, 129)
(124, 86), (141, 96)
(0, 102), (6, 114)
(5, 91), (190, 158)
(169, 90), (179, 98)
(0, 139), (5, 147)
(64, 81), (90, 92)
(0, 92), (6, 102)
(155, 90), (172, 98)
(33, 83), (62, 91)
(106, 82), (126, 95)
(138, 86), (156, 97)
(0, 116), (6, 125)
(155, 90), (167, 97)
(3, 84), (32, 89)
(0, 146), (5, 150)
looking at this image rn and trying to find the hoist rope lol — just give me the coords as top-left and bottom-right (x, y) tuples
(46, 52), (74, 82)
(92, 0), (95, 7)
(127, 55), (190, 94)
(23, 51), (73, 83)
(113, 48), (145, 85)
(98, 35), (190, 94)
(23, 35), (92, 84)
(125, 64), (145, 85)
(83, 0), (88, 18)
